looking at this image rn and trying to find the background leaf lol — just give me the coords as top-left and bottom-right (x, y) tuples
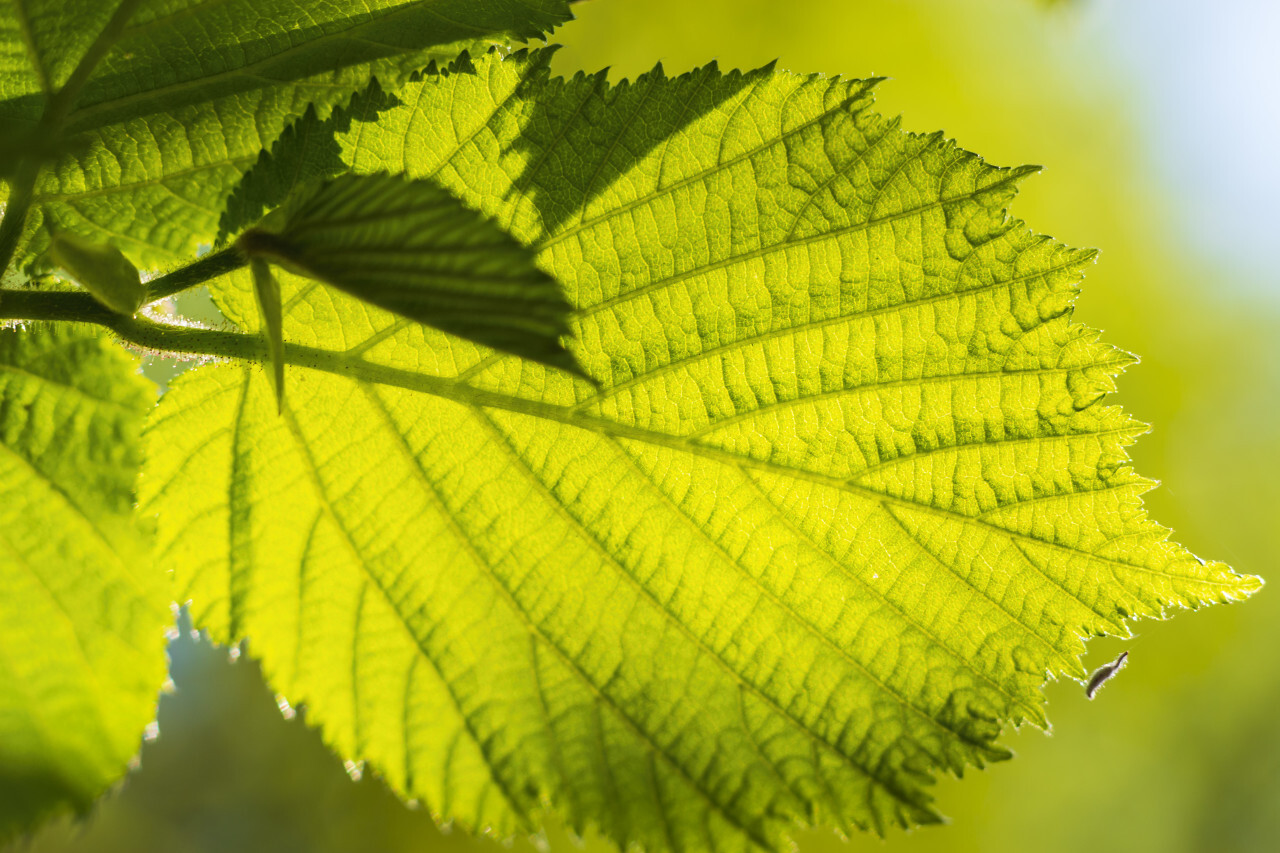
(0, 325), (167, 842)
(0, 0), (575, 266)
(141, 49), (1258, 852)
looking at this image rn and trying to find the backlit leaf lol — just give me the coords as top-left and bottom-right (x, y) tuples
(0, 325), (166, 841)
(142, 50), (1260, 851)
(0, 0), (575, 266)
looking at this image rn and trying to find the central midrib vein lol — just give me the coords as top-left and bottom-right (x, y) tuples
(236, 337), (1220, 598)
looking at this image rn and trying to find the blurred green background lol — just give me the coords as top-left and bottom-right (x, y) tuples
(9, 1), (1278, 851)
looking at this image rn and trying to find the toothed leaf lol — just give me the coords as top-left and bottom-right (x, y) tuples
(143, 49), (1260, 852)
(0, 1), (575, 266)
(0, 326), (166, 841)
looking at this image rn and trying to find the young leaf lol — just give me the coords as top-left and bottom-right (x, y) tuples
(147, 51), (1260, 851)
(47, 230), (144, 314)
(251, 258), (286, 410)
(237, 173), (582, 378)
(0, 326), (167, 842)
(0, 1), (575, 266)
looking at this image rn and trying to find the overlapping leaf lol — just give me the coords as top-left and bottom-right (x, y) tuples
(143, 50), (1260, 852)
(0, 0), (574, 265)
(216, 81), (389, 243)
(0, 325), (166, 842)
(238, 172), (580, 377)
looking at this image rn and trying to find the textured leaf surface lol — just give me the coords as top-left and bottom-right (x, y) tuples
(0, 325), (166, 841)
(0, 1), (109, 109)
(143, 50), (1260, 851)
(239, 172), (579, 376)
(0, 0), (574, 265)
(216, 82), (389, 243)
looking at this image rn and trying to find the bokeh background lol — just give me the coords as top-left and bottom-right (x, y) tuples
(8, 0), (1278, 851)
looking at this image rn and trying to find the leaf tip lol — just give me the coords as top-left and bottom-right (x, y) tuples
(546, 349), (598, 387)
(1229, 571), (1265, 600)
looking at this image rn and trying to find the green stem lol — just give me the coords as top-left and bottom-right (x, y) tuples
(0, 290), (560, 414)
(1, 289), (265, 359)
(144, 246), (248, 302)
(1, 292), (585, 434)
(0, 289), (466, 405)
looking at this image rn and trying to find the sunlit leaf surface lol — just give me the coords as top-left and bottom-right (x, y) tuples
(141, 50), (1260, 851)
(0, 0), (574, 265)
(0, 326), (166, 841)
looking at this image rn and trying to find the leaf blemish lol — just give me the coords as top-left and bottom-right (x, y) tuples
(1085, 651), (1129, 700)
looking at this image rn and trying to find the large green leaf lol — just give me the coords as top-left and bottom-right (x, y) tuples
(142, 50), (1260, 850)
(0, 325), (167, 841)
(0, 0), (574, 265)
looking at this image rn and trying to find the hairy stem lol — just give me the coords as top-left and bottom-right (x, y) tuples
(0, 289), (263, 358)
(144, 246), (248, 302)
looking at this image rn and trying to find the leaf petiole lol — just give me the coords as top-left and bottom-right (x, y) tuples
(142, 246), (249, 303)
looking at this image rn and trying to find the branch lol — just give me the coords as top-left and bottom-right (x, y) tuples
(0, 289), (263, 360)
